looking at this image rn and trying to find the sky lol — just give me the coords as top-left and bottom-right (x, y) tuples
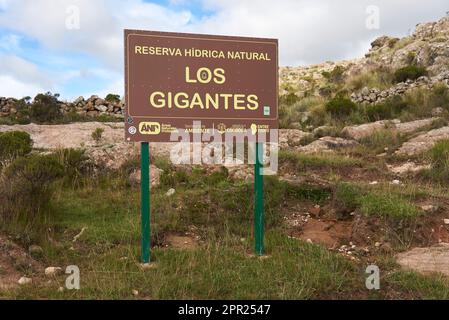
(0, 0), (448, 100)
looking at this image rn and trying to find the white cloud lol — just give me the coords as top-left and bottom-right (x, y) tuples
(0, 75), (46, 98)
(0, 54), (54, 88)
(0, 0), (448, 98)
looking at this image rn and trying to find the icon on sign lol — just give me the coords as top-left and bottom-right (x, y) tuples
(251, 124), (258, 135)
(128, 126), (137, 135)
(217, 123), (226, 134)
(139, 122), (161, 135)
(264, 106), (271, 116)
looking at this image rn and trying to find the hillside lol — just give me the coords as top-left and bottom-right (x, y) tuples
(1, 15), (449, 299)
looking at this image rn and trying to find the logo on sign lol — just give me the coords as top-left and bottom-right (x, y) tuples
(139, 122), (161, 135)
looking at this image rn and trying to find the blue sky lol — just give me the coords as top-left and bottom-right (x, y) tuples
(0, 0), (448, 100)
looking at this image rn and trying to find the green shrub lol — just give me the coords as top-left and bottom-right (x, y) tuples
(393, 65), (428, 83)
(0, 131), (33, 162)
(365, 97), (407, 121)
(334, 182), (362, 215)
(52, 148), (91, 185)
(105, 94), (121, 104)
(30, 92), (61, 123)
(91, 127), (104, 144)
(279, 93), (299, 106)
(0, 154), (63, 237)
(325, 97), (357, 118)
(322, 65), (346, 83)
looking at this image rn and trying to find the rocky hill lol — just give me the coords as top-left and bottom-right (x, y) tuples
(279, 15), (449, 100)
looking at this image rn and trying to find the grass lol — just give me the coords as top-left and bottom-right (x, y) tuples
(359, 129), (405, 155)
(420, 139), (449, 184)
(279, 151), (362, 171)
(334, 182), (423, 220)
(5, 232), (365, 300)
(359, 193), (422, 219)
(1, 158), (449, 299)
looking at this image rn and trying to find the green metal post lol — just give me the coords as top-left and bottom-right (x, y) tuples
(254, 142), (264, 255)
(141, 142), (151, 263)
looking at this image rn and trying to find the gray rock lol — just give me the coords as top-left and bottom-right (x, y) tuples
(94, 105), (108, 113)
(297, 136), (359, 153)
(395, 117), (441, 134)
(342, 120), (400, 141)
(396, 126), (449, 155)
(396, 243), (449, 276)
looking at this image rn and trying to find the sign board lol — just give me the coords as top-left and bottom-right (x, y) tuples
(124, 30), (278, 142)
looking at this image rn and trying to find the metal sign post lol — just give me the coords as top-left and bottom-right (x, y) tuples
(141, 142), (151, 263)
(254, 142), (264, 256)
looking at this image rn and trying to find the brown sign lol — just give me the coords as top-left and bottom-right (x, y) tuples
(124, 30), (278, 142)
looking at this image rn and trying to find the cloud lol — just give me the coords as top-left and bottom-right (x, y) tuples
(0, 75), (46, 98)
(0, 0), (448, 98)
(0, 55), (53, 86)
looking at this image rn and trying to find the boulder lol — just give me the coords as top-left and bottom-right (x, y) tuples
(395, 117), (441, 134)
(342, 120), (400, 140)
(279, 129), (313, 149)
(297, 137), (359, 153)
(396, 126), (449, 156)
(129, 165), (162, 187)
(396, 243), (449, 276)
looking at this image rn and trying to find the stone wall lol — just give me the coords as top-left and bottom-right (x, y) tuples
(350, 72), (449, 105)
(0, 95), (125, 119)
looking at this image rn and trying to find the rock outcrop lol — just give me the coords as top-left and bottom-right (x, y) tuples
(396, 126), (449, 155)
(297, 137), (359, 153)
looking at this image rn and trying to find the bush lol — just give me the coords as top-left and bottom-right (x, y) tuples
(365, 97), (407, 121)
(325, 97), (357, 118)
(0, 154), (63, 236)
(30, 92), (61, 123)
(393, 65), (428, 83)
(91, 127), (104, 144)
(52, 148), (91, 185)
(105, 94), (121, 104)
(279, 93), (299, 106)
(0, 131), (33, 162)
(322, 66), (346, 83)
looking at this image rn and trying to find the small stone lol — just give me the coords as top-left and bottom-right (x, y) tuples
(391, 179), (401, 185)
(165, 188), (175, 197)
(18, 276), (32, 285)
(369, 181), (378, 185)
(58, 287), (64, 292)
(375, 242), (382, 247)
(421, 205), (438, 213)
(139, 262), (158, 270)
(444, 219), (449, 225)
(132, 289), (139, 296)
(309, 205), (321, 217)
(306, 239), (313, 244)
(45, 267), (63, 276)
